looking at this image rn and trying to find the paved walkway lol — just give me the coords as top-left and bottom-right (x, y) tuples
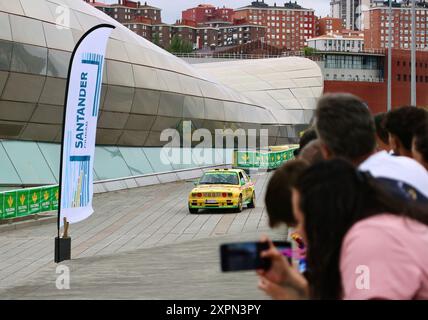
(1, 230), (286, 299)
(0, 172), (285, 298)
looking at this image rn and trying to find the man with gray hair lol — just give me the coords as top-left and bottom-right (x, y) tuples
(314, 93), (428, 202)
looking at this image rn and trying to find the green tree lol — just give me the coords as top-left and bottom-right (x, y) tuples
(168, 35), (182, 53)
(168, 35), (193, 54)
(303, 46), (316, 56)
(152, 32), (160, 47)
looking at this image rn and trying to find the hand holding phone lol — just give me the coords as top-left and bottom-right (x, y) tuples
(220, 241), (292, 272)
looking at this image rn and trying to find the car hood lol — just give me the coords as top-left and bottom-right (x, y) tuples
(192, 185), (240, 193)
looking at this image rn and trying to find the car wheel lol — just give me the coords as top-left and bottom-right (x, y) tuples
(248, 192), (256, 208)
(189, 207), (198, 214)
(235, 195), (243, 213)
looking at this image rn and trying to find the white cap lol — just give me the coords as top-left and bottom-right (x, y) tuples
(359, 151), (428, 198)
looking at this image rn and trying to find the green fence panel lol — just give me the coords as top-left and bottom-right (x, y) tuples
(52, 186), (59, 211)
(29, 189), (41, 215)
(0, 193), (3, 219)
(236, 151), (257, 168)
(3, 191), (17, 219)
(41, 186), (54, 212)
(234, 148), (298, 170)
(0, 185), (59, 221)
(17, 189), (29, 217)
(260, 152), (269, 169)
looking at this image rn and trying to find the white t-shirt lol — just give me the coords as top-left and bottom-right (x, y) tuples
(359, 151), (428, 198)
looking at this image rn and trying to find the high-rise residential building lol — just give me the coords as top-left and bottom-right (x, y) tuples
(87, 1), (265, 51)
(364, 1), (428, 51)
(85, 0), (162, 24)
(316, 16), (343, 36)
(233, 0), (316, 50)
(331, 0), (373, 30)
(182, 4), (234, 24)
(147, 21), (266, 50)
(86, 1), (318, 52)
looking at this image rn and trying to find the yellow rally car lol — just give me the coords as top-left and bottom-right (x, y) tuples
(188, 169), (255, 214)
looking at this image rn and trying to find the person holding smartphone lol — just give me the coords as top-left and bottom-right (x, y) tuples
(257, 159), (428, 300)
(257, 236), (309, 300)
(264, 159), (309, 276)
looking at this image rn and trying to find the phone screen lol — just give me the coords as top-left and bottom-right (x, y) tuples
(220, 241), (291, 272)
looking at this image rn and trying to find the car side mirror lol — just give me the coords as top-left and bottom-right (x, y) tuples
(193, 180), (199, 186)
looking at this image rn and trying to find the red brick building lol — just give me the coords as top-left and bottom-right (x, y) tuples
(233, 0), (316, 50)
(316, 16), (343, 36)
(364, 5), (428, 51)
(85, 0), (161, 24)
(87, 1), (265, 51)
(124, 16), (153, 40)
(182, 4), (234, 24)
(150, 21), (266, 50)
(324, 49), (428, 114)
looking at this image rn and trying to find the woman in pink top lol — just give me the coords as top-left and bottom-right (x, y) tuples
(258, 159), (428, 300)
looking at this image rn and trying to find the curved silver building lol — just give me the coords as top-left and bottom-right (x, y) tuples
(0, 0), (322, 147)
(0, 0), (323, 188)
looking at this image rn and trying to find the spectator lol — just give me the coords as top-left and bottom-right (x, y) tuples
(315, 93), (428, 201)
(298, 140), (324, 164)
(384, 106), (428, 158)
(258, 159), (428, 300)
(315, 93), (376, 165)
(412, 120), (428, 170)
(374, 113), (390, 152)
(264, 160), (308, 228)
(293, 128), (317, 158)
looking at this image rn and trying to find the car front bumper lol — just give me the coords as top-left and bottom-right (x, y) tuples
(188, 199), (239, 209)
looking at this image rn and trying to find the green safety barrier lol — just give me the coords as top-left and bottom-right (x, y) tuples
(234, 148), (298, 170)
(0, 185), (59, 221)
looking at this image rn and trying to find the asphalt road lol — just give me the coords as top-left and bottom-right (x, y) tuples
(0, 171), (288, 299)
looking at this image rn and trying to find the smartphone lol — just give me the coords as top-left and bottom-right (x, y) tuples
(220, 241), (291, 272)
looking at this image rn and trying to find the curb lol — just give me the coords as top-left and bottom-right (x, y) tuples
(0, 216), (57, 233)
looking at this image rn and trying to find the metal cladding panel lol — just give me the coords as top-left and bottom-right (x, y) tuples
(0, 0), (323, 147)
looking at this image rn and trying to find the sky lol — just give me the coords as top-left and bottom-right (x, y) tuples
(104, 0), (330, 23)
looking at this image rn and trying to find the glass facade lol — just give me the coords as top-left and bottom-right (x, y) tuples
(324, 54), (383, 70)
(0, 140), (234, 187)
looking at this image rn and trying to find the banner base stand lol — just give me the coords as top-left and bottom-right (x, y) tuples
(55, 237), (71, 263)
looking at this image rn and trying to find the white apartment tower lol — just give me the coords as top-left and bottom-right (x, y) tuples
(331, 0), (373, 30)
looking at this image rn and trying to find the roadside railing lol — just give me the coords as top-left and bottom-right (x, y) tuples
(174, 52), (287, 60)
(0, 185), (59, 221)
(232, 146), (299, 170)
(174, 47), (387, 60)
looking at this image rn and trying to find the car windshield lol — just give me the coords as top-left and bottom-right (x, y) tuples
(198, 172), (239, 185)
